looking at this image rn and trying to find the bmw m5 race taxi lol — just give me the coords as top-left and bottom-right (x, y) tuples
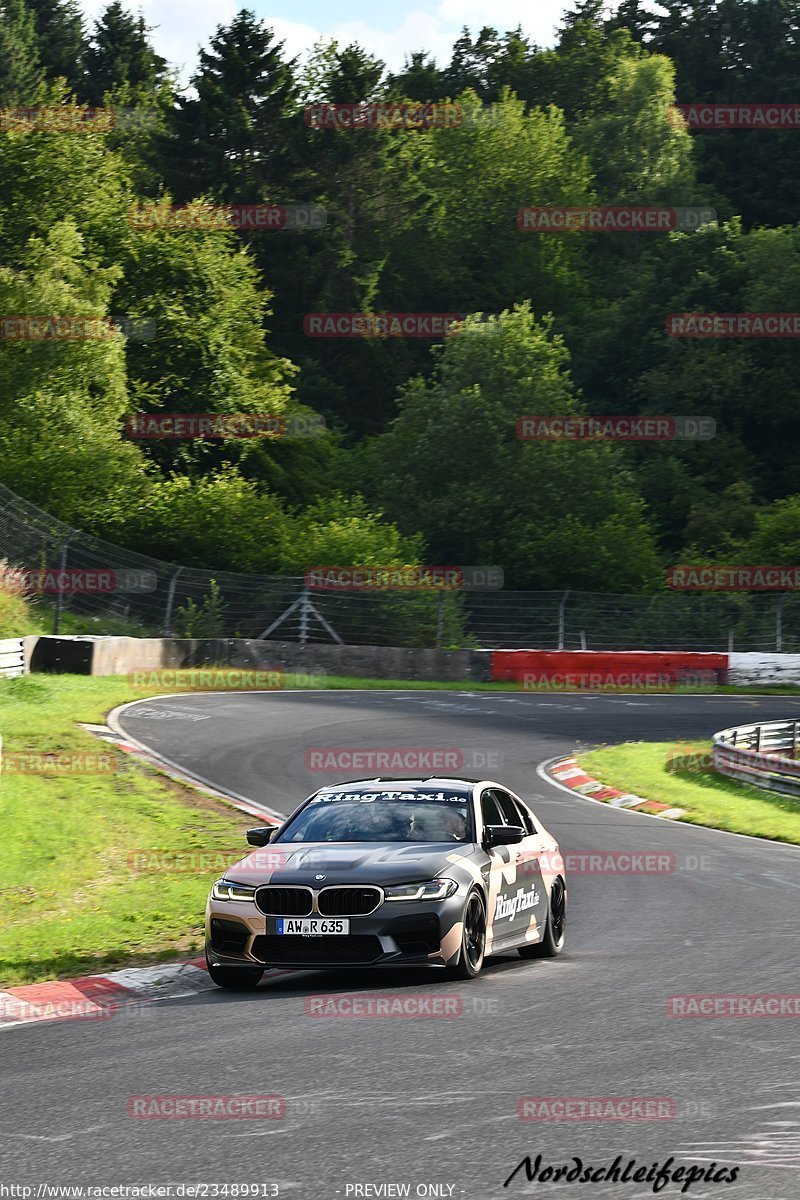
(205, 778), (566, 988)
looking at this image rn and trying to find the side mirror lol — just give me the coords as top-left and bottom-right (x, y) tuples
(246, 826), (276, 847)
(483, 824), (525, 849)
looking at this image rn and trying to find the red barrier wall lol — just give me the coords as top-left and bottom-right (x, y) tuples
(490, 650), (728, 687)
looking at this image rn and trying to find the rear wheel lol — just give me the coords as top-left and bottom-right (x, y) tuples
(445, 890), (486, 979)
(206, 954), (264, 990)
(518, 877), (566, 959)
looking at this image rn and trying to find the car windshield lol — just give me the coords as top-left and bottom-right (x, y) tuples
(274, 789), (474, 843)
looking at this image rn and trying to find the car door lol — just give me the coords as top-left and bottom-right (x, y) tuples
(481, 787), (546, 952)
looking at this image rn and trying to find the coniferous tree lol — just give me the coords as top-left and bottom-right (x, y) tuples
(83, 1), (167, 105)
(0, 0), (43, 105)
(164, 10), (297, 203)
(26, 0), (83, 93)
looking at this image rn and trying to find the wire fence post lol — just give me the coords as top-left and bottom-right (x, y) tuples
(53, 531), (75, 634)
(162, 566), (183, 636)
(728, 628), (734, 653)
(776, 593), (786, 652)
(299, 590), (310, 646)
(557, 589), (570, 650)
(435, 589), (445, 649)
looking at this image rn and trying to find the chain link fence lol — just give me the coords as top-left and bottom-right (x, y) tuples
(0, 483), (798, 650)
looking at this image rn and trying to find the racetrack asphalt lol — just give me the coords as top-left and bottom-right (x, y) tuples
(3, 690), (800, 1200)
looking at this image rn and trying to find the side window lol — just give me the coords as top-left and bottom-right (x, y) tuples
(510, 796), (537, 835)
(480, 790), (504, 830)
(491, 789), (525, 828)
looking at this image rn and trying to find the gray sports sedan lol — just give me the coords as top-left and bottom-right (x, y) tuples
(205, 777), (567, 988)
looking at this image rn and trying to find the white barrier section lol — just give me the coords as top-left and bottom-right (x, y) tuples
(0, 637), (24, 679)
(728, 653), (800, 686)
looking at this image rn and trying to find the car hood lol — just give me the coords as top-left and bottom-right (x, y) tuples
(223, 841), (477, 887)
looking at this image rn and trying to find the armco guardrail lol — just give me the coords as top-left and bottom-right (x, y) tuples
(713, 719), (800, 798)
(0, 637), (24, 679)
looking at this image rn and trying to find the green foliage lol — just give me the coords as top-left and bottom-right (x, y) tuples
(744, 496), (800, 564)
(0, 558), (35, 635)
(174, 579), (227, 638)
(0, 4), (797, 607)
(82, 1), (167, 106)
(0, 0), (43, 104)
(27, 0), (84, 94)
(360, 306), (661, 590)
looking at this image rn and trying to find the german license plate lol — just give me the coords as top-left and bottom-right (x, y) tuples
(275, 918), (349, 936)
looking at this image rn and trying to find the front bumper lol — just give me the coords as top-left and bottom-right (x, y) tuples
(205, 894), (465, 970)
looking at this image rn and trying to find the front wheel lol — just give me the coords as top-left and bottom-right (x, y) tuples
(445, 890), (486, 979)
(206, 954), (264, 990)
(518, 877), (566, 959)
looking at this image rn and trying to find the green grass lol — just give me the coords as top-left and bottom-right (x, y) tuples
(0, 674), (252, 987)
(580, 740), (800, 845)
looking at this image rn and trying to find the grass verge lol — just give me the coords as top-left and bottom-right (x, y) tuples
(0, 674), (253, 987)
(580, 741), (800, 845)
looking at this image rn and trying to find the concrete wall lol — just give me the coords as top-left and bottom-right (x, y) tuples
(728, 652), (800, 686)
(25, 635), (494, 684)
(19, 638), (800, 687)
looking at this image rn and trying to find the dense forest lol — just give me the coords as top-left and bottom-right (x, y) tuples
(1, 0), (799, 590)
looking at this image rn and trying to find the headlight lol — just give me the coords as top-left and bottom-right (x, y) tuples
(211, 879), (257, 902)
(383, 878), (458, 902)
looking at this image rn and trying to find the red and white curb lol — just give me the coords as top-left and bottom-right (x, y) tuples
(0, 958), (289, 1029)
(548, 757), (685, 820)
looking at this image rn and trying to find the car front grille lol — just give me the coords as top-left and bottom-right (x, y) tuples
(251, 935), (383, 966)
(317, 886), (382, 916)
(255, 887), (313, 916)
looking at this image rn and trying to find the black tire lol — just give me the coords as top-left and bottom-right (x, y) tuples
(518, 877), (566, 959)
(206, 954), (264, 990)
(445, 889), (487, 979)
